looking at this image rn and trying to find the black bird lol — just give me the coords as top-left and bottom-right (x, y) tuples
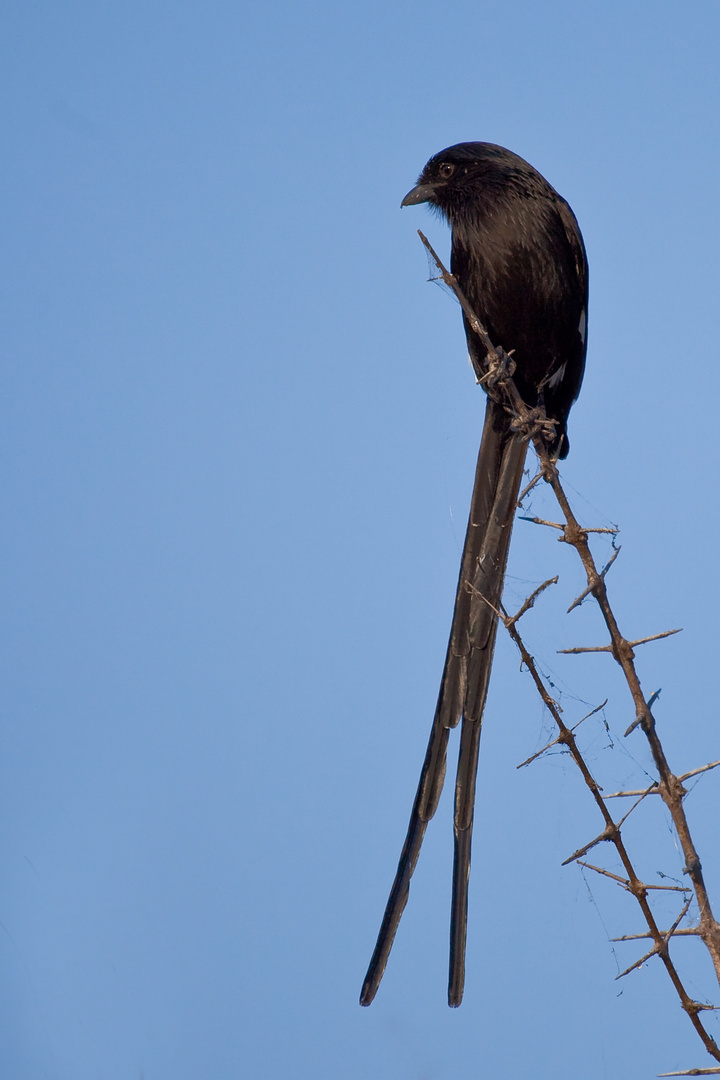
(360, 143), (588, 1007)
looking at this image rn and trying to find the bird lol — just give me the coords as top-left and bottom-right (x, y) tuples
(360, 142), (588, 1008)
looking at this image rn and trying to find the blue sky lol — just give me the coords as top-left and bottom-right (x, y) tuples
(2, 2), (720, 1077)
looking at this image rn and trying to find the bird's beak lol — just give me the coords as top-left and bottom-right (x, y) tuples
(401, 183), (436, 208)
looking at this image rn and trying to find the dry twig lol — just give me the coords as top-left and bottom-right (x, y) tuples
(417, 229), (720, 1070)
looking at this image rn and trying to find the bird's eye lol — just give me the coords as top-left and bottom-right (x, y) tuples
(438, 163), (455, 179)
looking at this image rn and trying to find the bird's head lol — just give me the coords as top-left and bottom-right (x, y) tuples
(401, 142), (532, 224)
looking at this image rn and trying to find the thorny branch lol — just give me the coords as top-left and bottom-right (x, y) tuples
(418, 230), (720, 1072)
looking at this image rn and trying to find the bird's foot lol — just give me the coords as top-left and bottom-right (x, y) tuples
(481, 347), (516, 388)
(510, 407), (558, 451)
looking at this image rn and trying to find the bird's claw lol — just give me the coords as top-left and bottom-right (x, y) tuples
(482, 347), (516, 387)
(510, 407), (557, 448)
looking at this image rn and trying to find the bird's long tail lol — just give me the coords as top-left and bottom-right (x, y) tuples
(360, 398), (527, 1007)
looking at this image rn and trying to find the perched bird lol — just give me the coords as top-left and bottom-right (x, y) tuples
(360, 142), (588, 1007)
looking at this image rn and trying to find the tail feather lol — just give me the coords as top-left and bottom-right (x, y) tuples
(435, 401), (509, 728)
(449, 825), (472, 1005)
(448, 427), (527, 1005)
(360, 398), (526, 1007)
(359, 721), (449, 1005)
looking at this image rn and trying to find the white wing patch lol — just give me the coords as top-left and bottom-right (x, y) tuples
(544, 307), (585, 392)
(547, 361), (567, 389)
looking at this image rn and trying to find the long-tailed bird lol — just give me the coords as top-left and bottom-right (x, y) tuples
(360, 142), (588, 1007)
